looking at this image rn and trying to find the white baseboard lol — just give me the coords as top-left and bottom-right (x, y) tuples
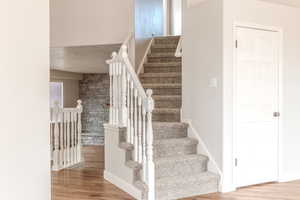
(182, 119), (224, 191)
(104, 170), (142, 200)
(279, 172), (300, 183)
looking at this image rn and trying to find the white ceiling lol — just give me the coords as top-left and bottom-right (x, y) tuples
(259, 0), (300, 7)
(50, 44), (120, 74)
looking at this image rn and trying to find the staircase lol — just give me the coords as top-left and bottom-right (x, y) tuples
(136, 36), (219, 199)
(105, 35), (219, 200)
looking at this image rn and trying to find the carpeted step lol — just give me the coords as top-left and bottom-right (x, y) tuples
(154, 138), (198, 158)
(148, 53), (182, 63)
(152, 95), (181, 109)
(153, 122), (188, 140)
(156, 172), (219, 200)
(155, 154), (208, 179)
(151, 44), (177, 53)
(143, 83), (181, 95)
(144, 62), (181, 73)
(152, 108), (181, 122)
(140, 72), (181, 84)
(154, 36), (180, 45)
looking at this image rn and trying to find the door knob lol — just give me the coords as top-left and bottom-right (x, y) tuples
(273, 112), (280, 117)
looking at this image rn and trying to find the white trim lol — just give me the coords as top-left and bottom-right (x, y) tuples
(182, 119), (223, 192)
(137, 38), (154, 75)
(104, 170), (143, 200)
(279, 172), (300, 183)
(232, 22), (283, 189)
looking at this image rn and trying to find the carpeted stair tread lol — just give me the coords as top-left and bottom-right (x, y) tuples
(153, 122), (188, 139)
(152, 95), (181, 100)
(156, 172), (219, 200)
(144, 62), (181, 68)
(148, 52), (179, 58)
(154, 154), (209, 179)
(154, 137), (198, 146)
(143, 83), (181, 89)
(154, 138), (197, 158)
(140, 72), (181, 78)
(153, 108), (180, 114)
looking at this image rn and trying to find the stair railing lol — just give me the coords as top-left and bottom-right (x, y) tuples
(50, 100), (83, 171)
(107, 39), (155, 200)
(175, 36), (182, 57)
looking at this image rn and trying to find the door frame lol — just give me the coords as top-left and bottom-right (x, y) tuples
(232, 22), (284, 188)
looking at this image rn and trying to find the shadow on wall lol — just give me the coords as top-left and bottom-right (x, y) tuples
(79, 74), (110, 145)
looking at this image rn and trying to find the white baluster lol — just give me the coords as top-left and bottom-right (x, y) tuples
(120, 45), (128, 127)
(59, 110), (64, 167)
(120, 61), (127, 127)
(77, 100), (83, 163)
(52, 102), (60, 171)
(63, 111), (68, 168)
(138, 96), (142, 164)
(134, 89), (138, 162)
(73, 111), (77, 163)
(146, 89), (155, 200)
(71, 111), (75, 165)
(66, 112), (70, 167)
(142, 107), (147, 182)
(130, 81), (134, 145)
(112, 52), (118, 125)
(126, 73), (131, 143)
(109, 59), (113, 124)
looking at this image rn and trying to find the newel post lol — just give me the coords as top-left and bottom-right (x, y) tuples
(120, 45), (128, 127)
(146, 89), (155, 200)
(52, 101), (61, 171)
(109, 52), (118, 125)
(76, 100), (83, 163)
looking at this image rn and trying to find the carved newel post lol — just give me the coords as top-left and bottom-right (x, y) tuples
(146, 89), (155, 200)
(76, 100), (83, 163)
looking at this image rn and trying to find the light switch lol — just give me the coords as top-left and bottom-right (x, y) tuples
(209, 78), (218, 88)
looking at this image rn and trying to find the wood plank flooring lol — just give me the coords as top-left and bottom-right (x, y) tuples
(52, 146), (300, 200)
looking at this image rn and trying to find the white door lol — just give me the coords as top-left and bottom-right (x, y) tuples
(235, 26), (280, 188)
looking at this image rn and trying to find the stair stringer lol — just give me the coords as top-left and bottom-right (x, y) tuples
(103, 124), (144, 200)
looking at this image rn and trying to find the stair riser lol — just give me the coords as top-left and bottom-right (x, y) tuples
(151, 48), (176, 53)
(155, 38), (179, 45)
(144, 66), (181, 73)
(140, 76), (181, 84)
(153, 113), (181, 122)
(156, 178), (219, 200)
(154, 144), (197, 158)
(155, 159), (208, 179)
(148, 88), (182, 96)
(154, 99), (181, 109)
(153, 125), (187, 140)
(148, 57), (181, 63)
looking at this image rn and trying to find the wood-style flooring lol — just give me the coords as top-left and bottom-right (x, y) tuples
(52, 146), (300, 200)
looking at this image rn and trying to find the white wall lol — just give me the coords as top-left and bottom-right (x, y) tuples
(223, 0), (300, 190)
(170, 0), (182, 35)
(182, 0), (223, 173)
(50, 0), (133, 47)
(0, 0), (50, 199)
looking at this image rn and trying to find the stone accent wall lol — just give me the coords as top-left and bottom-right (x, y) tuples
(79, 74), (109, 145)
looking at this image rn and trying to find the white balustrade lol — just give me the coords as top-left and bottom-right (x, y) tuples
(107, 37), (155, 199)
(50, 100), (83, 171)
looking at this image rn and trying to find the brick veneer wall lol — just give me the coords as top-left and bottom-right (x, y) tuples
(79, 74), (109, 145)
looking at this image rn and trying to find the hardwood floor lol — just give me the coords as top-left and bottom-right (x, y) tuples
(51, 146), (133, 200)
(52, 146), (300, 200)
